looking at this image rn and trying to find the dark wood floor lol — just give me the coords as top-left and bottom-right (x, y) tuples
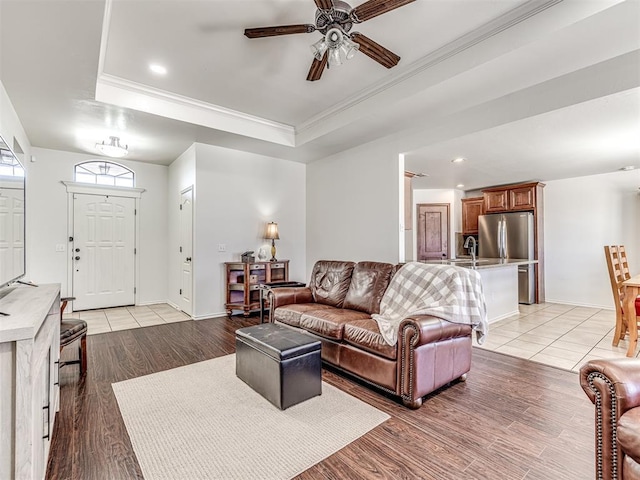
(47, 316), (595, 480)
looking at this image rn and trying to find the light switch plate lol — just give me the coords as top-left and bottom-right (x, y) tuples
(55, 244), (65, 252)
(218, 244), (226, 252)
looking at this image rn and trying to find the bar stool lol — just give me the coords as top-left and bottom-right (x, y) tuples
(60, 296), (88, 375)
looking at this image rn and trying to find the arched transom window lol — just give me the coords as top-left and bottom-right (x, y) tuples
(75, 161), (135, 187)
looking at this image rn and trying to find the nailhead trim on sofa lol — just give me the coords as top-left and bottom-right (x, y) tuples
(586, 371), (619, 480)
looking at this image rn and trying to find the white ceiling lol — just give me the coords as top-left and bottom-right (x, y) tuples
(0, 0), (638, 190)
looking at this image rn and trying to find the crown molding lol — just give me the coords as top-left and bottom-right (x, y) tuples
(95, 74), (296, 147)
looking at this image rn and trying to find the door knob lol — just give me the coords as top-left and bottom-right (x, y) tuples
(75, 256), (80, 261)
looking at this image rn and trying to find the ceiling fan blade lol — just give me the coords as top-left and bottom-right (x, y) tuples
(313, 0), (334, 10)
(350, 32), (400, 68)
(306, 51), (329, 81)
(351, 0), (415, 23)
(244, 24), (316, 39)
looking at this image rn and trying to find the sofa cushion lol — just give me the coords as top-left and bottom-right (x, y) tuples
(309, 261), (355, 308)
(343, 319), (397, 360)
(274, 303), (333, 328)
(298, 308), (370, 340)
(343, 261), (395, 314)
(619, 408), (640, 466)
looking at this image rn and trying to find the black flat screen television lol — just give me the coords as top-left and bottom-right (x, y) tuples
(0, 134), (25, 287)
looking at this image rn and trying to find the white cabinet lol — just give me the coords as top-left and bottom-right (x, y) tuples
(0, 284), (60, 480)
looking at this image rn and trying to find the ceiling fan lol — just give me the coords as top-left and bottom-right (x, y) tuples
(244, 0), (416, 81)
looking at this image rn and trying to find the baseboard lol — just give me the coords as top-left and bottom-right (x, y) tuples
(544, 299), (614, 310)
(193, 312), (228, 321)
(488, 310), (519, 324)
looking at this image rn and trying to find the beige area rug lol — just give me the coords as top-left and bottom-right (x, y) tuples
(112, 354), (389, 480)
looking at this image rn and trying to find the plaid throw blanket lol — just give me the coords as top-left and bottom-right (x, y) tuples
(372, 262), (488, 346)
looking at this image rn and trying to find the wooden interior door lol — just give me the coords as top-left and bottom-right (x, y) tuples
(416, 204), (449, 261)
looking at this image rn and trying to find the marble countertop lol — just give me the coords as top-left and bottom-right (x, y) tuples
(420, 258), (538, 270)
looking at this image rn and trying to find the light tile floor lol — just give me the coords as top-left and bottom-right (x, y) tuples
(64, 304), (191, 335)
(473, 302), (634, 372)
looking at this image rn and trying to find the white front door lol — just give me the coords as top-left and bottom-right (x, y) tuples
(72, 193), (135, 310)
(179, 187), (193, 315)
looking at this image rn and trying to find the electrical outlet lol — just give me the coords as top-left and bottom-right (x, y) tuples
(55, 244), (65, 252)
(218, 244), (226, 252)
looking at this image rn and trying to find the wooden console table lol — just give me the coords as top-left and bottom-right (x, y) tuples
(225, 261), (289, 317)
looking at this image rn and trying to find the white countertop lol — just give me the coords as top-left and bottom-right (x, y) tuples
(420, 258), (537, 270)
(0, 283), (60, 343)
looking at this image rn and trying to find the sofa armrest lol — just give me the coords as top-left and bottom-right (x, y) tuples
(399, 315), (473, 345)
(580, 358), (640, 480)
(396, 315), (473, 408)
(266, 287), (313, 322)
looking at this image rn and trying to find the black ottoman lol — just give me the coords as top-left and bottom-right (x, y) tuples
(235, 323), (321, 410)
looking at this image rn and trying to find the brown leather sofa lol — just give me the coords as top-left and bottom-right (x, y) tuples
(580, 358), (640, 480)
(267, 260), (473, 408)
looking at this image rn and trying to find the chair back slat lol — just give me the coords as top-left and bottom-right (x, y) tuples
(605, 245), (631, 309)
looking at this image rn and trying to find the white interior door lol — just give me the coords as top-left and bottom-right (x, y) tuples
(0, 184), (24, 282)
(72, 193), (135, 310)
(179, 187), (193, 315)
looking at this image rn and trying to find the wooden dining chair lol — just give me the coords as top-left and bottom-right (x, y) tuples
(60, 296), (88, 375)
(604, 245), (640, 346)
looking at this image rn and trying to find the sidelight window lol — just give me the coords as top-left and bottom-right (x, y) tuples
(74, 161), (135, 187)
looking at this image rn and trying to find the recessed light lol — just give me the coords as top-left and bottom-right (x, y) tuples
(620, 165), (636, 171)
(149, 63), (167, 75)
(451, 157), (466, 164)
(456, 184), (465, 188)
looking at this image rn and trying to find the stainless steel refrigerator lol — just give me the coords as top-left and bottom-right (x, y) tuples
(478, 212), (535, 304)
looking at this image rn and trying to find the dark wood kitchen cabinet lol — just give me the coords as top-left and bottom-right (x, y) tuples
(483, 183), (539, 213)
(461, 197), (485, 234)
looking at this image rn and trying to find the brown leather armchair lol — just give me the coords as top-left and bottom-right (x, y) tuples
(580, 358), (640, 480)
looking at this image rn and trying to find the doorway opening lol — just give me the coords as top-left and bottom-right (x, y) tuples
(64, 182), (144, 311)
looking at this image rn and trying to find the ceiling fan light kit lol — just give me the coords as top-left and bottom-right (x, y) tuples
(244, 0), (416, 81)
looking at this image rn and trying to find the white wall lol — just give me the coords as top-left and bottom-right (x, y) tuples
(306, 142), (400, 274)
(167, 145), (196, 310)
(0, 82), (31, 165)
(544, 170), (640, 308)
(28, 148), (169, 303)
(412, 188), (463, 260)
(172, 143), (306, 319)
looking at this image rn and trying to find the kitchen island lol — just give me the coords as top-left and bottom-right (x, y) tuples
(421, 258), (537, 323)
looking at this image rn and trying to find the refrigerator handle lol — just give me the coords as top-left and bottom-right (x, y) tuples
(501, 219), (507, 258)
(496, 220), (502, 258)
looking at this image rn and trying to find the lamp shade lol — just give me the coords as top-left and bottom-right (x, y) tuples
(265, 222), (279, 240)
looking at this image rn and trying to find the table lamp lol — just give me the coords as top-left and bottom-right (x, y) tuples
(265, 222), (279, 262)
